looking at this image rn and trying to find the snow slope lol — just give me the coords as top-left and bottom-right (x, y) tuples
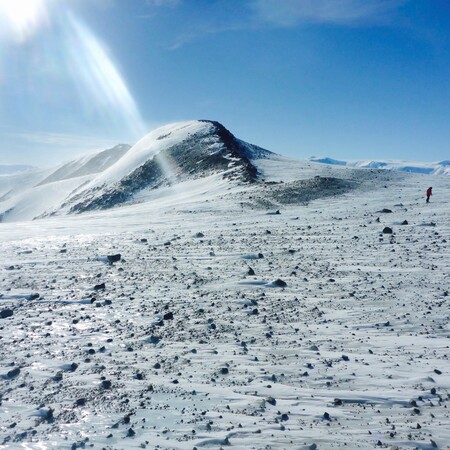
(310, 157), (450, 176)
(36, 144), (131, 186)
(0, 152), (449, 449)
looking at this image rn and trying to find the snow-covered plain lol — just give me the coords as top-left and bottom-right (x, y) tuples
(0, 133), (449, 449)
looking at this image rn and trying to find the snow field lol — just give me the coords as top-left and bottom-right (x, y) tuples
(0, 169), (449, 449)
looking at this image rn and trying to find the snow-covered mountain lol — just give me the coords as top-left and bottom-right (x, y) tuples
(63, 120), (273, 214)
(310, 156), (450, 176)
(0, 121), (273, 222)
(36, 144), (131, 186)
(0, 144), (131, 222)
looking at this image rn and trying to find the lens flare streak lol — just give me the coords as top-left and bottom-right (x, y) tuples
(65, 13), (146, 140)
(0, 2), (180, 185)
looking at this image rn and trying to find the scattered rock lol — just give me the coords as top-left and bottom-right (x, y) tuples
(383, 227), (393, 234)
(107, 254), (121, 263)
(273, 279), (287, 287)
(0, 308), (13, 319)
(7, 367), (20, 378)
(163, 312), (174, 320)
(101, 380), (112, 389)
(148, 335), (161, 344)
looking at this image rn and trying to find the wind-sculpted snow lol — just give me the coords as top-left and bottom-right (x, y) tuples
(0, 168), (449, 449)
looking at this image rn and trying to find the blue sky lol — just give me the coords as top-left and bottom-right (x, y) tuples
(0, 0), (449, 166)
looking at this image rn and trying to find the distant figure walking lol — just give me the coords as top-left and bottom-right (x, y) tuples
(426, 187), (432, 203)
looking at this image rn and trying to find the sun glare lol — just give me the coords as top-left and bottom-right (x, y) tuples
(0, 0), (47, 41)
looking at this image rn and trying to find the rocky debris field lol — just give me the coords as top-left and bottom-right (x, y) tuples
(0, 171), (449, 450)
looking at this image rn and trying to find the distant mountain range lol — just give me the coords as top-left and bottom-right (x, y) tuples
(309, 157), (450, 176)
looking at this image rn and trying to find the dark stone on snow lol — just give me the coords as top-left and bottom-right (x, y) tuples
(195, 232), (204, 238)
(94, 283), (105, 290)
(0, 308), (13, 319)
(266, 397), (276, 406)
(323, 412), (331, 420)
(220, 367), (229, 375)
(248, 267), (255, 276)
(163, 311), (174, 320)
(53, 372), (63, 382)
(107, 254), (121, 263)
(273, 279), (287, 287)
(101, 380), (112, 389)
(401, 220), (408, 225)
(383, 227), (393, 234)
(7, 367), (20, 378)
(148, 335), (161, 344)
(381, 209), (392, 213)
(127, 428), (135, 437)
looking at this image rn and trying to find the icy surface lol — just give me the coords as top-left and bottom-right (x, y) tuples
(0, 162), (449, 449)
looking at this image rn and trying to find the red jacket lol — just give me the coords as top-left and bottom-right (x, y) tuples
(426, 188), (432, 196)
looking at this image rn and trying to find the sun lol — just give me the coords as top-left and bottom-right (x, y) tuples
(0, 0), (47, 41)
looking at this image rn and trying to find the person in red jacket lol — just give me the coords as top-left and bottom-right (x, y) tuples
(426, 187), (432, 203)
